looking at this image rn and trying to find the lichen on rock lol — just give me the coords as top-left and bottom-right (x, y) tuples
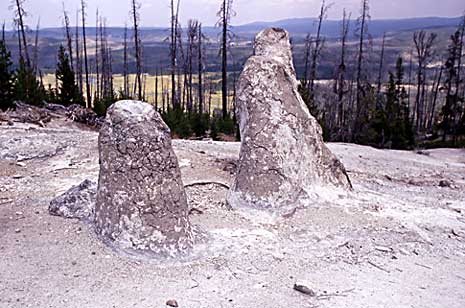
(228, 28), (352, 211)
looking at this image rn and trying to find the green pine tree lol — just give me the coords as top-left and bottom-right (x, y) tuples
(371, 58), (414, 149)
(0, 38), (15, 111)
(14, 56), (45, 106)
(56, 45), (82, 107)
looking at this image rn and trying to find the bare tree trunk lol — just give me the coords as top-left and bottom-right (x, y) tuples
(155, 69), (159, 110)
(302, 34), (311, 87)
(62, 3), (74, 71)
(170, 0), (179, 108)
(95, 9), (99, 102)
(309, 0), (329, 97)
(15, 0), (30, 66)
(407, 49), (413, 118)
(177, 22), (185, 110)
(16, 25), (22, 61)
(32, 19), (40, 74)
(376, 32), (386, 102)
(75, 11), (83, 98)
(80, 0), (91, 107)
(413, 31), (436, 132)
(336, 9), (350, 128)
(161, 68), (166, 112)
(123, 24), (129, 98)
(198, 23), (204, 114)
(429, 63), (443, 130)
(131, 0), (142, 100)
(353, 0), (369, 142)
(218, 0), (234, 119)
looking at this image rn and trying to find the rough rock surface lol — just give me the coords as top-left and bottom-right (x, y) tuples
(49, 179), (96, 221)
(229, 28), (351, 210)
(94, 100), (193, 257)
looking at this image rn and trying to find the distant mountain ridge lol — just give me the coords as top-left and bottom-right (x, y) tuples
(229, 16), (463, 39)
(5, 16), (462, 42)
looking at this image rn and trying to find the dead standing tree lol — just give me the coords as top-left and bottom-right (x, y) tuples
(123, 24), (129, 98)
(335, 9), (351, 130)
(170, 0), (181, 108)
(376, 32), (386, 106)
(95, 9), (100, 102)
(413, 30), (436, 132)
(80, 0), (91, 108)
(198, 23), (205, 114)
(217, 0), (235, 119)
(32, 18), (40, 74)
(75, 10), (83, 97)
(12, 0), (30, 66)
(131, 0), (143, 101)
(352, 0), (370, 142)
(62, 3), (74, 72)
(302, 34), (311, 87)
(186, 20), (199, 113)
(309, 0), (331, 99)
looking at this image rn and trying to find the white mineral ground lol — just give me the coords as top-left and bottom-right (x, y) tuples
(0, 118), (464, 308)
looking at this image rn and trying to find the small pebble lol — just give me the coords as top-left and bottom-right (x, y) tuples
(166, 299), (178, 307)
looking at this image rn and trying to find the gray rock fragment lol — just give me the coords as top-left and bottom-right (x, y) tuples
(49, 179), (96, 221)
(228, 28), (352, 210)
(94, 100), (193, 258)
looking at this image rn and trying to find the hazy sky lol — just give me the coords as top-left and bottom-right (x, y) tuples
(1, 0), (464, 28)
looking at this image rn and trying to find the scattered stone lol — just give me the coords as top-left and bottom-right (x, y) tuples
(228, 28), (352, 210)
(48, 179), (97, 221)
(439, 180), (452, 188)
(66, 104), (102, 127)
(166, 299), (179, 307)
(14, 229), (21, 233)
(416, 150), (430, 156)
(16, 162), (26, 167)
(293, 282), (316, 296)
(95, 100), (193, 258)
(375, 246), (393, 253)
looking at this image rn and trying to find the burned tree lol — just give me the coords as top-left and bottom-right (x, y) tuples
(95, 9), (100, 102)
(123, 24), (129, 98)
(376, 32), (386, 102)
(75, 10), (83, 97)
(198, 23), (204, 114)
(335, 9), (351, 129)
(217, 0), (235, 119)
(352, 0), (371, 142)
(32, 18), (40, 74)
(80, 0), (91, 107)
(62, 3), (74, 72)
(186, 20), (198, 113)
(12, 0), (30, 66)
(131, 0), (142, 100)
(170, 0), (180, 108)
(309, 0), (331, 98)
(413, 30), (437, 132)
